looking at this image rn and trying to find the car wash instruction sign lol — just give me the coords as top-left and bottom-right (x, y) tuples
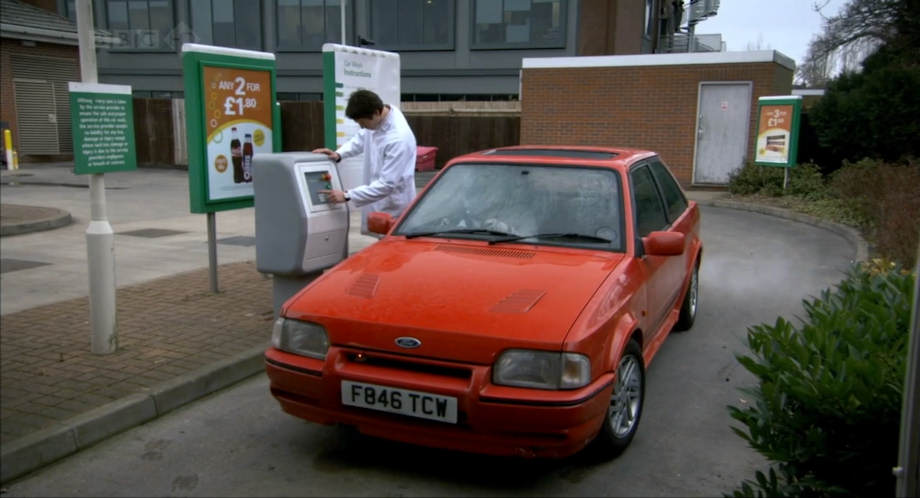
(69, 83), (136, 174)
(322, 43), (400, 191)
(182, 43), (280, 213)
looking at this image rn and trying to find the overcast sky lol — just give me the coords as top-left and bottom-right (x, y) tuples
(693, 0), (849, 67)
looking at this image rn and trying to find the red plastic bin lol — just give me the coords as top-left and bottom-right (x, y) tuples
(415, 146), (439, 171)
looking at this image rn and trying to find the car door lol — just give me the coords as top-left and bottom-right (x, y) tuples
(648, 159), (694, 304)
(629, 162), (687, 343)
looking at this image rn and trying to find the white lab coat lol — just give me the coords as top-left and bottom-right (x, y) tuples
(336, 105), (417, 233)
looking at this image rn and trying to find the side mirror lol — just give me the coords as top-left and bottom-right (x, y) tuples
(642, 231), (685, 256)
(367, 212), (395, 235)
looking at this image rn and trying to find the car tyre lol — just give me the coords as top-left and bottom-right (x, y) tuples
(675, 262), (699, 331)
(593, 339), (644, 458)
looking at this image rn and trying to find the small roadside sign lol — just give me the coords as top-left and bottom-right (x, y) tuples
(69, 82), (137, 174)
(754, 95), (802, 168)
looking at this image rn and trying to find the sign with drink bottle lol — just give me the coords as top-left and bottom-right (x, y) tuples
(182, 44), (280, 213)
(754, 95), (802, 168)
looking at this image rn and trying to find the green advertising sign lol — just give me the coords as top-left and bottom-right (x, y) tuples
(754, 96), (803, 168)
(182, 43), (281, 214)
(69, 83), (137, 175)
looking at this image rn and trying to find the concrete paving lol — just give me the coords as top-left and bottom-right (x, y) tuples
(0, 163), (868, 484)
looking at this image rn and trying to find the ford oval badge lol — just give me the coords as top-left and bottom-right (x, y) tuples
(395, 336), (421, 349)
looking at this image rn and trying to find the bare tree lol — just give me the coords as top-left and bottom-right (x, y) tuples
(797, 0), (909, 86)
(745, 34), (772, 51)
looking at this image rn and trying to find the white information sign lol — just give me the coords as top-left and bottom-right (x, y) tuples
(322, 44), (401, 191)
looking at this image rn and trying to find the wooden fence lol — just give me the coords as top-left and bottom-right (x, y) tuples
(131, 99), (520, 169)
(132, 98), (176, 165)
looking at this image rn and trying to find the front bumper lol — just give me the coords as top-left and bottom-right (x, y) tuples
(264, 346), (614, 458)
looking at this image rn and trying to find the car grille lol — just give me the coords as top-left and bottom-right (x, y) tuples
(345, 351), (473, 379)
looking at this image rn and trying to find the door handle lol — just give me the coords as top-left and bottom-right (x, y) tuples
(697, 114), (703, 140)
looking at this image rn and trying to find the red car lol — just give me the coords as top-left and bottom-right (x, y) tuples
(265, 146), (702, 458)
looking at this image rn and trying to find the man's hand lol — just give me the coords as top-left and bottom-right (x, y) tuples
(319, 189), (347, 203)
(312, 148), (341, 162)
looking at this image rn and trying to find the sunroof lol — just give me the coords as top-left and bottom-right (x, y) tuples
(485, 148), (617, 160)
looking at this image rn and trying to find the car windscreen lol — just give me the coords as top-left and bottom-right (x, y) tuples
(396, 163), (625, 251)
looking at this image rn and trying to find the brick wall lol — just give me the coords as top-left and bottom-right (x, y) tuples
(521, 60), (793, 185)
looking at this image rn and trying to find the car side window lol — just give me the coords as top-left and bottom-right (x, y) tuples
(630, 165), (668, 237)
(649, 160), (688, 222)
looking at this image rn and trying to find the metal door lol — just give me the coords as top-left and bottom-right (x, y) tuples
(692, 82), (752, 185)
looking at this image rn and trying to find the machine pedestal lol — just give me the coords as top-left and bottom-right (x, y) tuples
(271, 271), (323, 319)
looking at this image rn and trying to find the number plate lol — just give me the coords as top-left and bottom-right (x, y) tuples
(341, 380), (458, 424)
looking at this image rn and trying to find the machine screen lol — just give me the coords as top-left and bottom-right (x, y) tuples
(304, 170), (333, 206)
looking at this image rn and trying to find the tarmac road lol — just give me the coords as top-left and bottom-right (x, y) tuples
(2, 204), (859, 497)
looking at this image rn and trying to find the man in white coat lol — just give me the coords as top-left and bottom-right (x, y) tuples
(314, 89), (417, 235)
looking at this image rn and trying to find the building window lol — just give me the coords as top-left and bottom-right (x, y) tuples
(105, 0), (175, 50)
(645, 0), (654, 39)
(276, 0), (341, 51)
(370, 0), (454, 51)
(62, 0), (76, 20)
(472, 0), (565, 49)
(191, 0), (262, 50)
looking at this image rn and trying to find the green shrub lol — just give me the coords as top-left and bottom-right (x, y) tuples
(728, 162), (827, 199)
(727, 262), (915, 497)
(808, 47), (920, 172)
(785, 162), (828, 200)
(728, 163), (785, 196)
(728, 158), (919, 269)
(832, 158), (920, 268)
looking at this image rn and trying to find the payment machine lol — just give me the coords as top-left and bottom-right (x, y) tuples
(253, 152), (349, 316)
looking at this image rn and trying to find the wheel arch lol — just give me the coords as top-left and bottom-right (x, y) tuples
(604, 314), (644, 374)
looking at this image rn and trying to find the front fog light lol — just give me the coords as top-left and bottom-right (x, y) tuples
(272, 318), (329, 359)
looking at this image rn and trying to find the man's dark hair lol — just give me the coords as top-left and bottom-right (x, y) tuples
(345, 89), (384, 120)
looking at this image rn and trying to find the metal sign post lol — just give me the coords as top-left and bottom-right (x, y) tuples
(72, 0), (136, 354)
(895, 244), (920, 497)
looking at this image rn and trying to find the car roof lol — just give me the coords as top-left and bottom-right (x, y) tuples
(444, 145), (657, 171)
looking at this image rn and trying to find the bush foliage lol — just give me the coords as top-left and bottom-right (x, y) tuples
(727, 162), (827, 199)
(831, 158), (920, 268)
(807, 46), (920, 173)
(727, 262), (915, 497)
(727, 159), (919, 269)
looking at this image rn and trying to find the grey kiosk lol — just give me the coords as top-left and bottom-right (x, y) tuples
(253, 152), (349, 316)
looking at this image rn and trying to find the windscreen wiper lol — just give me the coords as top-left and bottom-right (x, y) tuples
(403, 228), (516, 239)
(489, 232), (611, 245)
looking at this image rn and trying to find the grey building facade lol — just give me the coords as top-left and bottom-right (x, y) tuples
(45, 0), (697, 101)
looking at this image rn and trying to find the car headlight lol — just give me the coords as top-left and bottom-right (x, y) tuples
(492, 349), (591, 390)
(271, 318), (329, 359)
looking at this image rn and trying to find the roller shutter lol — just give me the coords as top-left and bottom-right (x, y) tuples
(11, 55), (81, 155)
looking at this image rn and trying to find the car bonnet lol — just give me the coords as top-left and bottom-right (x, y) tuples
(282, 239), (625, 364)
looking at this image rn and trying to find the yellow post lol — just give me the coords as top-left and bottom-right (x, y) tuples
(3, 129), (14, 170)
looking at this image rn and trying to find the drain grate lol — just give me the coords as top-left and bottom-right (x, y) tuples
(119, 228), (187, 238)
(1, 258), (51, 274)
(217, 236), (256, 247)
